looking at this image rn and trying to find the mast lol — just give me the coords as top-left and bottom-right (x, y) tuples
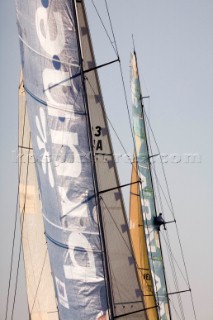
(130, 51), (172, 320)
(16, 0), (154, 318)
(72, 1), (114, 317)
(18, 74), (59, 320)
(76, 1), (150, 319)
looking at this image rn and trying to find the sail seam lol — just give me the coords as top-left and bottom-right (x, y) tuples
(18, 35), (79, 68)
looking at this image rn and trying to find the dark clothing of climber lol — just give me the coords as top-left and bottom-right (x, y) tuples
(154, 213), (167, 231)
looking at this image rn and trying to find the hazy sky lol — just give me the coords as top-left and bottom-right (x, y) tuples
(0, 1), (212, 319)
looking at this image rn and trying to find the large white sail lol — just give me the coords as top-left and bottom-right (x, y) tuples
(19, 76), (59, 320)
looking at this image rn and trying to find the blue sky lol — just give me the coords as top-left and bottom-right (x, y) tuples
(0, 1), (213, 319)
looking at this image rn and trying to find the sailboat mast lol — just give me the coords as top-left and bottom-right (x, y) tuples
(134, 51), (171, 312)
(72, 1), (114, 317)
(130, 157), (159, 320)
(130, 51), (172, 319)
(136, 51), (172, 318)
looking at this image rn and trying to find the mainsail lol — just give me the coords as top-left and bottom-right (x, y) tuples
(130, 52), (171, 320)
(77, 2), (148, 318)
(16, 1), (148, 319)
(19, 75), (59, 320)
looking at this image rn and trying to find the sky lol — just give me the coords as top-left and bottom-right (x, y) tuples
(0, 0), (213, 319)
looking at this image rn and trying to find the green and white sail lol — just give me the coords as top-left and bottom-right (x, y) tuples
(130, 52), (171, 320)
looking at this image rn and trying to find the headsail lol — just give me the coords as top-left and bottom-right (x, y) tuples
(19, 75), (59, 320)
(16, 1), (109, 318)
(130, 52), (171, 320)
(15, 0), (148, 318)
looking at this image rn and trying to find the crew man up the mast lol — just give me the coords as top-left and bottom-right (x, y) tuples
(154, 213), (167, 231)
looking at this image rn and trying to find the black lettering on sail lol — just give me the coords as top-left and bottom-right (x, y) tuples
(94, 126), (102, 137)
(96, 140), (103, 151)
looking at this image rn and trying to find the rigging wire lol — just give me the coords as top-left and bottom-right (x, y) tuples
(4, 88), (27, 320)
(5, 85), (50, 320)
(11, 3), (197, 320)
(88, 1), (137, 172)
(169, 297), (182, 320)
(11, 134), (31, 320)
(144, 110), (197, 320)
(152, 170), (173, 215)
(29, 249), (47, 315)
(87, 1), (139, 181)
(146, 117), (196, 319)
(87, 75), (160, 310)
(103, 0), (119, 57)
(150, 162), (190, 288)
(90, 0), (117, 55)
(147, 118), (186, 320)
(89, 2), (197, 315)
(89, 1), (162, 311)
(103, 0), (138, 157)
(161, 234), (188, 286)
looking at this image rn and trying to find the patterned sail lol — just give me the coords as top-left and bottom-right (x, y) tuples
(15, 0), (148, 318)
(76, 2), (147, 319)
(16, 1), (109, 319)
(19, 75), (59, 320)
(130, 157), (158, 320)
(130, 52), (171, 320)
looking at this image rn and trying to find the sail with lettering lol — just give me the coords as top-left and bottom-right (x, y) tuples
(16, 1), (148, 319)
(76, 2), (148, 318)
(130, 51), (171, 319)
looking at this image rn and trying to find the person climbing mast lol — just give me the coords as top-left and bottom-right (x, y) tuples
(154, 213), (167, 231)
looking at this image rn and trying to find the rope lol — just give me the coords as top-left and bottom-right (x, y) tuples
(11, 135), (31, 320)
(144, 109), (197, 320)
(147, 116), (186, 319)
(103, 0), (137, 158)
(90, 0), (117, 55)
(4, 96), (27, 320)
(30, 249), (48, 315)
